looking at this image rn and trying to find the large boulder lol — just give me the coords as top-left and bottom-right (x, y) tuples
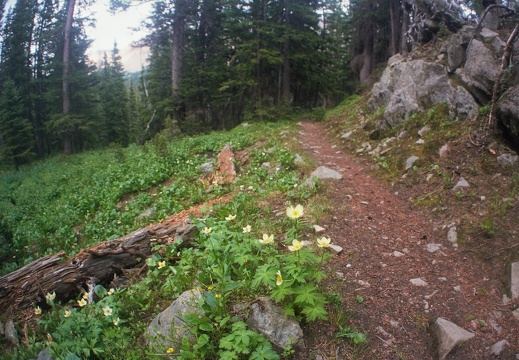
(147, 289), (204, 351)
(445, 25), (474, 72)
(369, 57), (478, 128)
(460, 39), (500, 102)
(496, 86), (519, 150)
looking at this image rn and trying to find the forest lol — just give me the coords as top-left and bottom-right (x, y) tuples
(0, 0), (506, 169)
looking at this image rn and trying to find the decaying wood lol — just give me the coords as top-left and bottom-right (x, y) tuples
(0, 217), (197, 320)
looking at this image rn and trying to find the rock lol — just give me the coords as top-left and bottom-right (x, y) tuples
(294, 154), (305, 166)
(434, 317), (475, 360)
(328, 244), (343, 255)
(490, 339), (509, 356)
(36, 348), (55, 360)
(445, 26), (474, 71)
(147, 289), (204, 350)
(496, 86), (519, 150)
(405, 156), (419, 170)
(416, 139), (424, 145)
(261, 162), (271, 171)
(247, 297), (304, 349)
(301, 177), (316, 189)
(393, 251), (405, 257)
(513, 307), (519, 321)
(341, 131), (353, 139)
(137, 207), (154, 220)
(426, 174), (434, 182)
(447, 226), (458, 249)
(368, 58), (478, 128)
(480, 28), (498, 42)
(452, 177), (469, 192)
(497, 153), (519, 167)
(511, 261), (519, 301)
(200, 161), (213, 173)
(310, 166), (343, 180)
(439, 144), (450, 157)
(462, 39), (500, 101)
(418, 126), (430, 137)
(410, 278), (427, 286)
(427, 243), (442, 253)
(482, 7), (509, 30)
(312, 225), (325, 233)
(4, 320), (19, 347)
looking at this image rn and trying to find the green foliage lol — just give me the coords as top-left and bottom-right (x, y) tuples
(480, 218), (494, 237)
(335, 325), (367, 345)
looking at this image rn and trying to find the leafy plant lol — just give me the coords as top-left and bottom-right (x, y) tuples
(335, 325), (367, 345)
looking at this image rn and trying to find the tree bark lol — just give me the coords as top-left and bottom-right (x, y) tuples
(0, 218), (197, 320)
(62, 0), (75, 154)
(281, 0), (291, 103)
(172, 0), (187, 122)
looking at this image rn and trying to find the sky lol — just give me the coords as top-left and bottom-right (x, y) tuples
(85, 0), (152, 72)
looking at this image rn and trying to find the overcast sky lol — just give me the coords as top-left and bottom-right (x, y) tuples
(85, 0), (152, 72)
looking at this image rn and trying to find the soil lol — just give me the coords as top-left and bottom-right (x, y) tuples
(294, 121), (519, 360)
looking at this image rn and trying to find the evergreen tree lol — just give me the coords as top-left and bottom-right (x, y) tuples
(0, 80), (34, 168)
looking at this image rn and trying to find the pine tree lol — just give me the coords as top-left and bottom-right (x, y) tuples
(0, 80), (34, 168)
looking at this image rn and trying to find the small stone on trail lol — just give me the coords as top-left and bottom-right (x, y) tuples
(393, 251), (405, 257)
(341, 131), (353, 139)
(511, 261), (519, 300)
(427, 243), (442, 253)
(452, 177), (470, 192)
(294, 154), (305, 166)
(328, 244), (343, 254)
(200, 161), (214, 173)
(439, 144), (450, 157)
(434, 317), (475, 360)
(453, 285), (461, 292)
(310, 166), (343, 180)
(405, 156), (419, 170)
(497, 153), (519, 167)
(312, 225), (325, 233)
(418, 126), (430, 137)
(416, 139), (425, 145)
(410, 278), (427, 286)
(490, 340), (509, 356)
(426, 173), (433, 182)
(447, 226), (458, 249)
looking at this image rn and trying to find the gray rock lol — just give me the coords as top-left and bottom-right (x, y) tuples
(294, 154), (305, 166)
(439, 144), (450, 157)
(405, 156), (419, 170)
(447, 226), (458, 249)
(418, 126), (430, 137)
(452, 177), (469, 192)
(490, 339), (508, 356)
(464, 39), (500, 99)
(4, 320), (19, 347)
(147, 289), (203, 351)
(247, 297), (304, 349)
(261, 162), (271, 171)
(393, 251), (405, 257)
(511, 261), (519, 301)
(368, 59), (478, 128)
(36, 348), (55, 360)
(328, 244), (343, 255)
(480, 28), (498, 42)
(434, 317), (475, 360)
(498, 153), (519, 167)
(427, 243), (442, 253)
(310, 166), (342, 180)
(410, 278), (427, 286)
(312, 225), (325, 233)
(200, 161), (214, 173)
(496, 86), (519, 149)
(341, 131), (353, 139)
(416, 139), (425, 145)
(446, 26), (474, 71)
(513, 307), (519, 320)
(301, 177), (316, 190)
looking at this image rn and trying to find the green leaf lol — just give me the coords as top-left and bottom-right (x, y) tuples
(294, 283), (322, 306)
(252, 264), (277, 288)
(352, 332), (367, 344)
(302, 303), (328, 321)
(198, 321), (214, 332)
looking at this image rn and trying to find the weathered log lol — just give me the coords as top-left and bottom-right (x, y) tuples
(0, 217), (197, 320)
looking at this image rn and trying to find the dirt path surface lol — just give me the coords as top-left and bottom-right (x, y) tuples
(296, 121), (518, 359)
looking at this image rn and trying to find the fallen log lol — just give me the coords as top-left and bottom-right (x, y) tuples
(0, 216), (197, 320)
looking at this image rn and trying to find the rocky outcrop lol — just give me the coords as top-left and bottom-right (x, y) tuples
(433, 317), (475, 360)
(496, 86), (519, 150)
(369, 57), (478, 128)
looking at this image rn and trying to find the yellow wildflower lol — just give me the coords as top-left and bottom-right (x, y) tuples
(286, 204), (304, 219)
(288, 239), (303, 252)
(166, 347), (175, 354)
(259, 234), (274, 244)
(82, 292), (89, 300)
(113, 317), (120, 326)
(276, 270), (283, 286)
(316, 236), (332, 248)
(103, 306), (113, 316)
(202, 227), (212, 234)
(108, 288), (115, 295)
(158, 261), (166, 269)
(242, 225), (252, 233)
(215, 293), (222, 299)
(34, 306), (42, 315)
(225, 214), (236, 221)
(64, 309), (71, 318)
(78, 298), (87, 307)
(45, 291), (56, 302)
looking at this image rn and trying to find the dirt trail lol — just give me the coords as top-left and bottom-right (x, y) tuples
(296, 121), (518, 359)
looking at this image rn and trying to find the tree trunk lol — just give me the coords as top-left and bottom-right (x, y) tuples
(62, 0), (75, 155)
(281, 0), (291, 103)
(389, 0), (400, 56)
(0, 219), (197, 320)
(172, 0), (187, 122)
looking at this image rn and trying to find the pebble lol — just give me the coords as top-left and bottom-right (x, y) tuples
(427, 243), (442, 253)
(410, 278), (427, 286)
(393, 251), (405, 257)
